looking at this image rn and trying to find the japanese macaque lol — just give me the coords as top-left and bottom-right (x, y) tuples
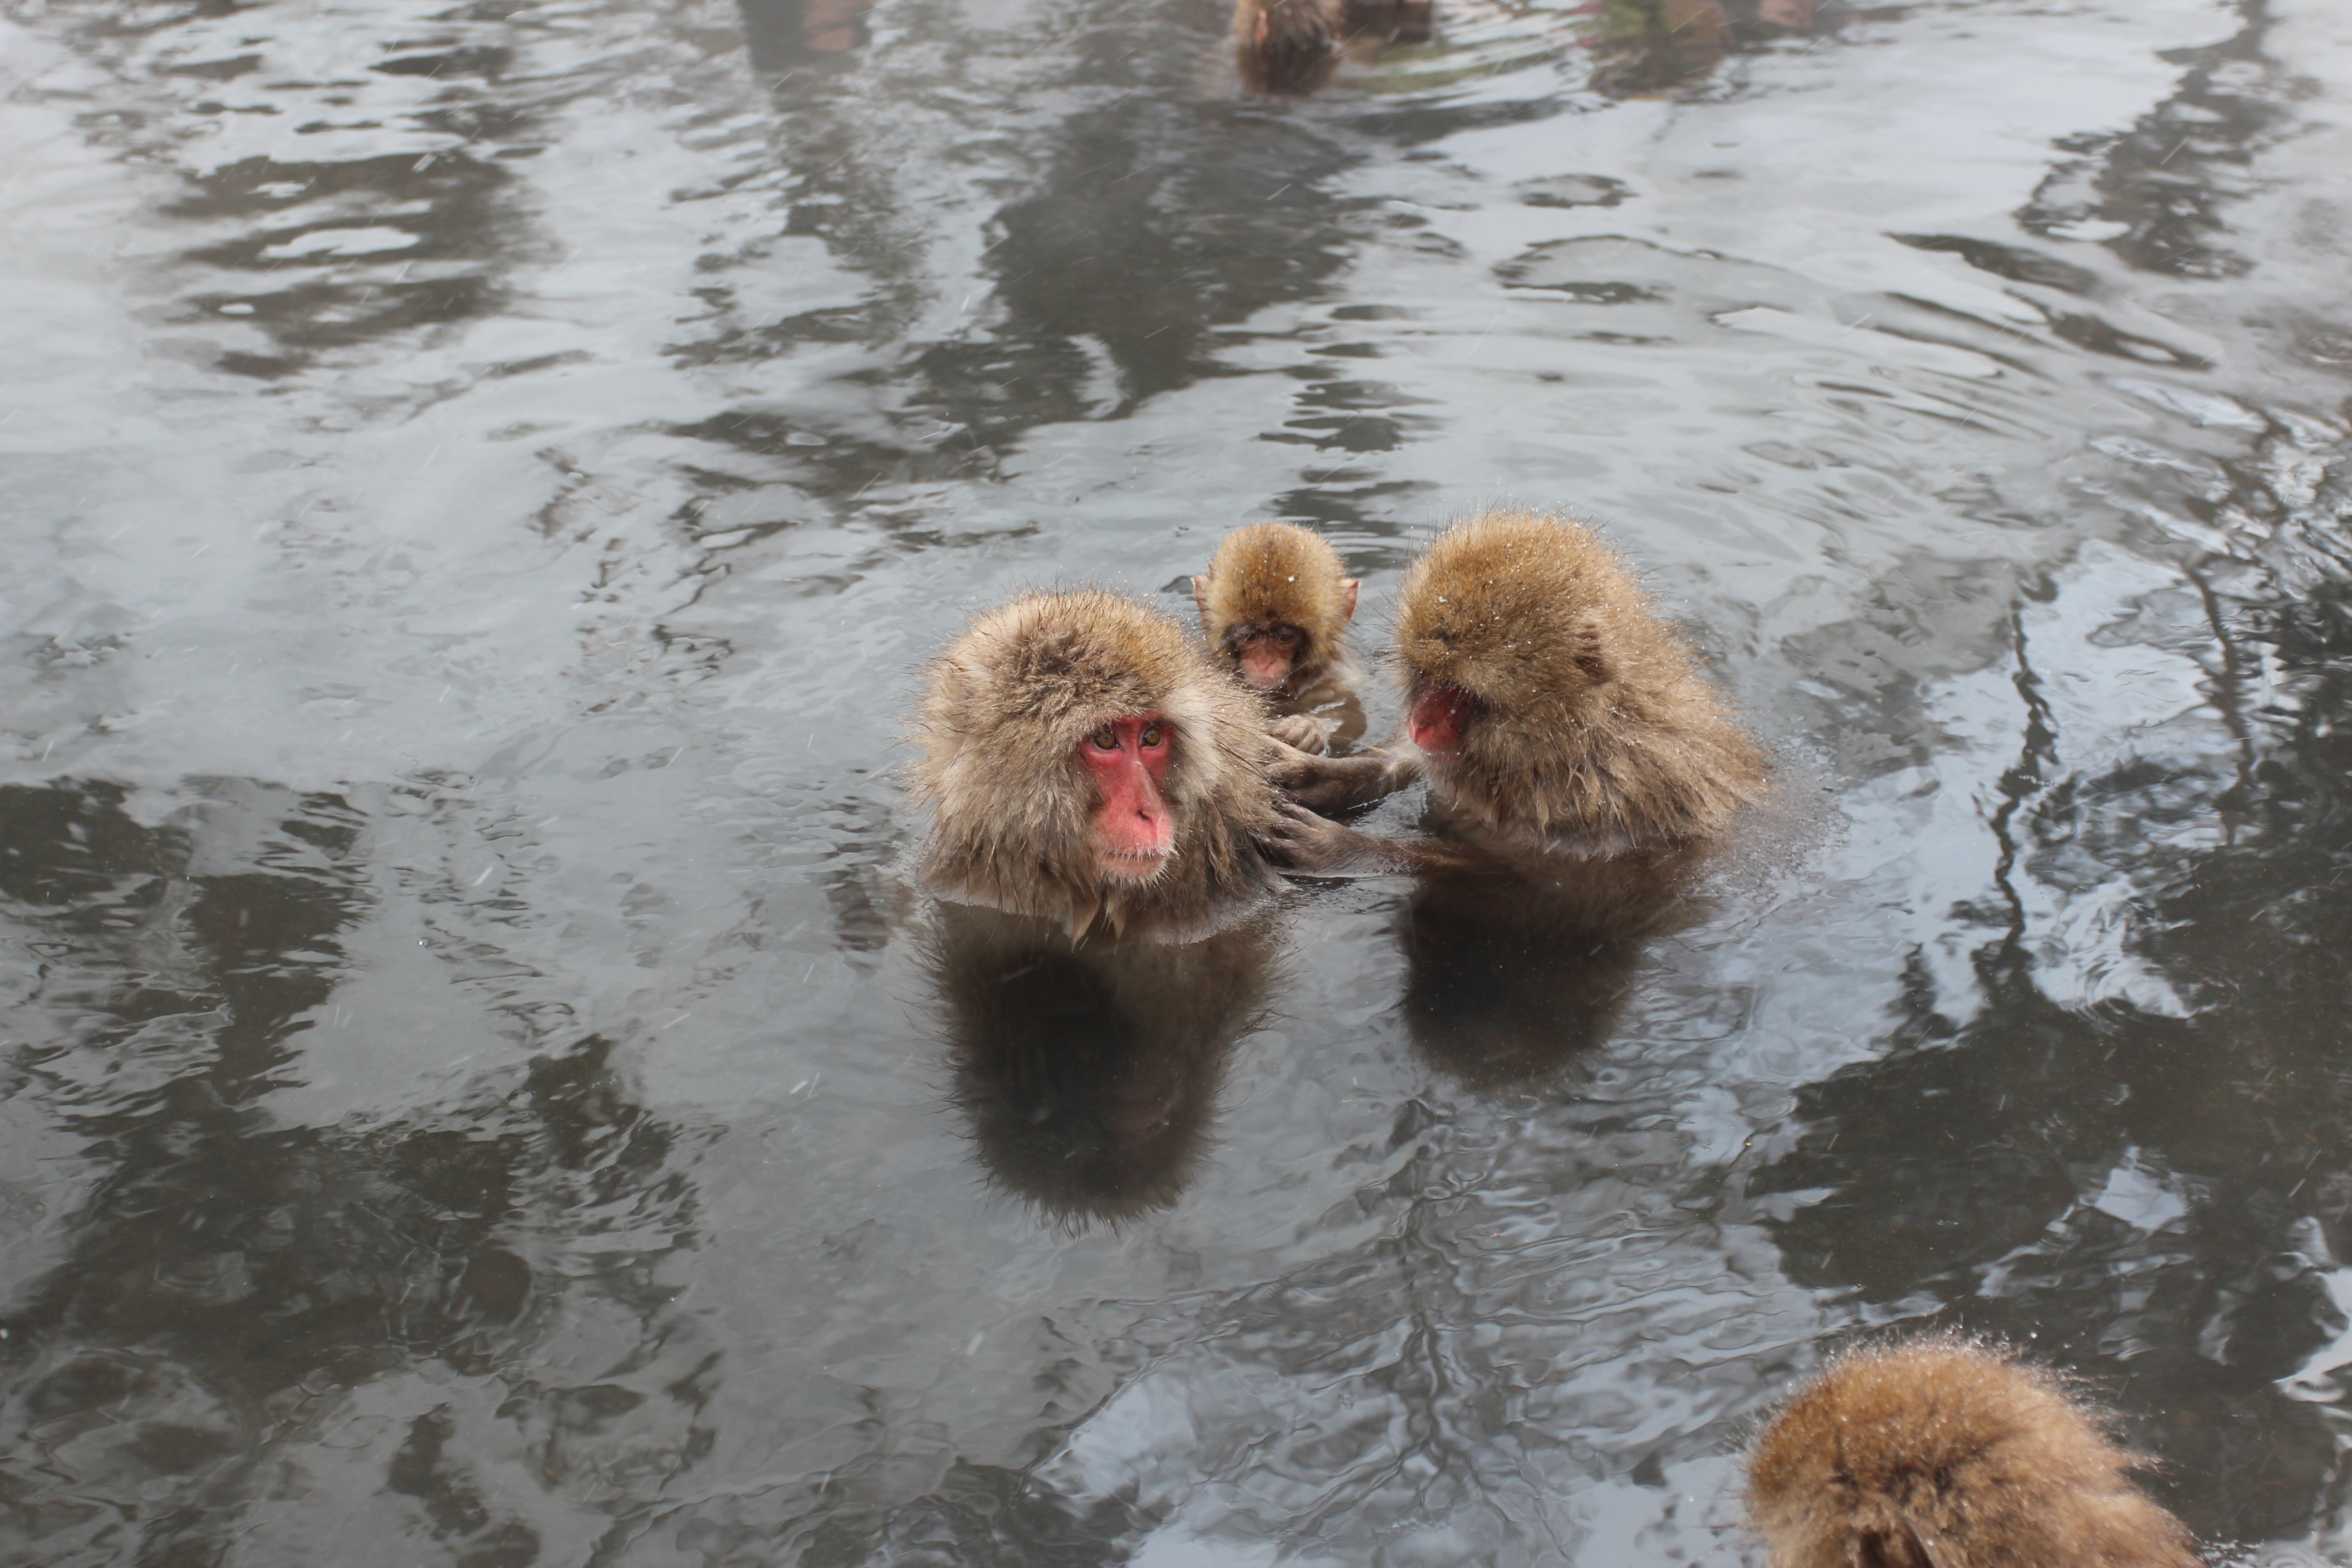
(1746, 1339), (2202, 1568)
(1267, 508), (1767, 867)
(930, 904), (1277, 1223)
(1256, 510), (1766, 1081)
(913, 590), (1288, 942)
(1232, 0), (1432, 97)
(1194, 522), (1366, 756)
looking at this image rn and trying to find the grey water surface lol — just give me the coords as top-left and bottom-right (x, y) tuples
(5, 0), (2352, 1560)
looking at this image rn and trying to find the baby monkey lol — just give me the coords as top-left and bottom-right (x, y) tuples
(1268, 508), (1766, 870)
(1747, 1338), (2202, 1568)
(1195, 522), (1366, 756)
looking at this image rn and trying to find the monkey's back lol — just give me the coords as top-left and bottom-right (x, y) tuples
(1747, 1340), (2201, 1568)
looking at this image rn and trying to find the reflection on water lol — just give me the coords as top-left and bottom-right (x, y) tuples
(930, 906), (1278, 1223)
(7, 0), (2352, 1558)
(0, 782), (706, 1564)
(1586, 0), (1832, 99)
(1751, 552), (2352, 1541)
(1401, 848), (1700, 1089)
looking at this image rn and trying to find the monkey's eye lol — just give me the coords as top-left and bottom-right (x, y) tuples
(1090, 726), (1119, 751)
(1139, 723), (1165, 749)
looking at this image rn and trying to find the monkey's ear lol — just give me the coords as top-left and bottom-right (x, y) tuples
(1574, 630), (1611, 686)
(1340, 578), (1360, 622)
(1192, 576), (1212, 617)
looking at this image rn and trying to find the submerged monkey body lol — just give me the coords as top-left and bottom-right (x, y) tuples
(1747, 1339), (2202, 1568)
(913, 590), (1287, 942)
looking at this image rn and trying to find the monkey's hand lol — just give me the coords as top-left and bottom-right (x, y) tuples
(1267, 714), (1330, 755)
(1258, 801), (1399, 876)
(1267, 741), (1420, 815)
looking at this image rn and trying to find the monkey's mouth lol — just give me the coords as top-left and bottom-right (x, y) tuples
(1231, 633), (1298, 692)
(1409, 682), (1480, 755)
(1097, 846), (1173, 883)
(1241, 663), (1290, 692)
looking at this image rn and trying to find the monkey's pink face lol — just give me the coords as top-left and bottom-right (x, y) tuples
(1230, 626), (1305, 691)
(1408, 682), (1479, 755)
(1082, 714), (1176, 881)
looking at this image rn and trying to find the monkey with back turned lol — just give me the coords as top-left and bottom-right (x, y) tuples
(1746, 1337), (2203, 1568)
(1232, 0), (1431, 97)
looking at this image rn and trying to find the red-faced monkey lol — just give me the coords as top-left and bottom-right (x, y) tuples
(1232, 0), (1432, 97)
(913, 590), (1288, 942)
(1195, 522), (1365, 755)
(1267, 508), (1766, 869)
(1747, 1338), (2202, 1568)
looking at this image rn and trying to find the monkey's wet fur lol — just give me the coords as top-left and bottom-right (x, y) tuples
(1747, 1338), (2202, 1568)
(1401, 508), (1766, 852)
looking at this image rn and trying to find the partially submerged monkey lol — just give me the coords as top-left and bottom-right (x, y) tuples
(912, 589), (1289, 942)
(1269, 507), (1767, 871)
(1747, 1338), (2202, 1568)
(1232, 0), (1432, 97)
(1195, 521), (1365, 756)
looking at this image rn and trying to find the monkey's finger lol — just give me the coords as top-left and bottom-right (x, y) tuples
(1263, 738), (1322, 785)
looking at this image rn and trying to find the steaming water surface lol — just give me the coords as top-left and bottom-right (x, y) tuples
(5, 0), (2352, 1560)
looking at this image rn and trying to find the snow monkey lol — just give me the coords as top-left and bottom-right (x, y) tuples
(1266, 507), (1767, 871)
(1194, 521), (1366, 756)
(912, 589), (1289, 942)
(1252, 510), (1767, 1080)
(1747, 1338), (2202, 1568)
(1231, 0), (1432, 97)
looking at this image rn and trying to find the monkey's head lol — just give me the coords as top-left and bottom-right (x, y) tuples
(1746, 1337), (2200, 1568)
(1396, 510), (1651, 749)
(914, 591), (1283, 935)
(1394, 510), (1764, 845)
(1194, 522), (1359, 696)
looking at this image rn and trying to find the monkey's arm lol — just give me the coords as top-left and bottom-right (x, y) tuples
(1257, 802), (1488, 877)
(1266, 739), (1422, 814)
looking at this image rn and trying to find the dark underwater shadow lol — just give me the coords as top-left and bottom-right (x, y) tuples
(1400, 844), (1706, 1091)
(926, 904), (1282, 1226)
